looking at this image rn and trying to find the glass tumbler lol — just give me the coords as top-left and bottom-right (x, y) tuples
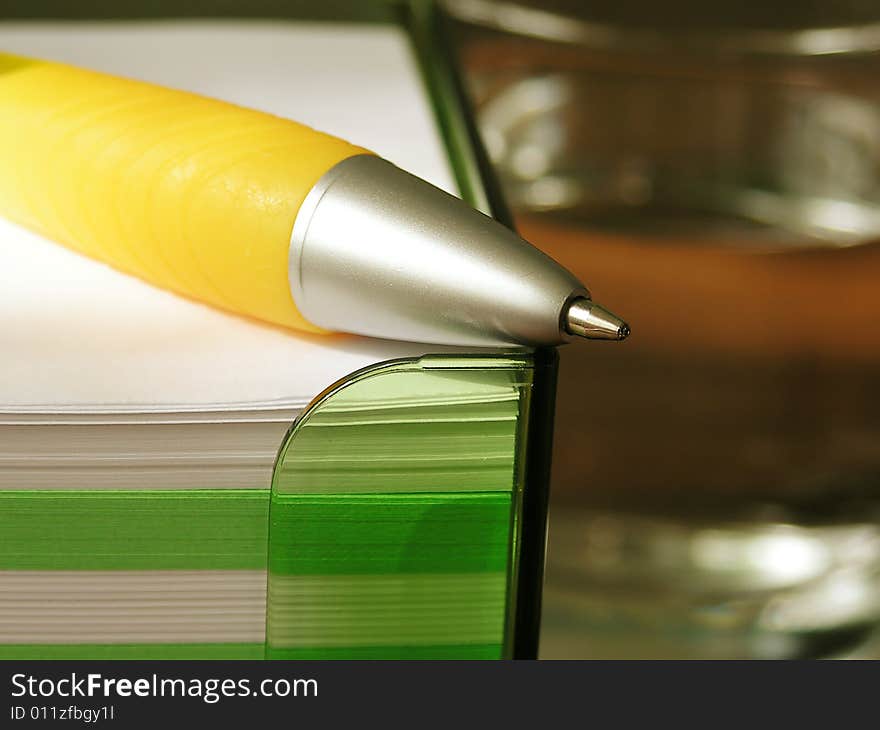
(449, 0), (880, 658)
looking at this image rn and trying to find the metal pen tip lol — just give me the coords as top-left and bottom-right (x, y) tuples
(564, 297), (630, 341)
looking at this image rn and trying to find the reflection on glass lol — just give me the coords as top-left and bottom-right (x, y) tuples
(453, 1), (880, 658)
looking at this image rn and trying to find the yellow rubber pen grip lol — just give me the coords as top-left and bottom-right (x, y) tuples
(0, 53), (368, 332)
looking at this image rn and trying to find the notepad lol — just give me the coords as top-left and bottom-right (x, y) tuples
(0, 17), (532, 660)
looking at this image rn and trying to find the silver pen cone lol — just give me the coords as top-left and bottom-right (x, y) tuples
(289, 155), (631, 347)
(564, 298), (630, 341)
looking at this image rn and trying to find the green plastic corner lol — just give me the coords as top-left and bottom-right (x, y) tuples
(266, 354), (534, 659)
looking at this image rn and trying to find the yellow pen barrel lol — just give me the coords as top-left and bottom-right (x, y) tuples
(0, 53), (367, 332)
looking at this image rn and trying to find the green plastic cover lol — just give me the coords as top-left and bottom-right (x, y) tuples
(266, 354), (534, 659)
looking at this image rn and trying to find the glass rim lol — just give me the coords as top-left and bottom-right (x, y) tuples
(445, 0), (880, 57)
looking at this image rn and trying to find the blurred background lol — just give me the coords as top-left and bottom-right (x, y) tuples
(447, 0), (880, 658)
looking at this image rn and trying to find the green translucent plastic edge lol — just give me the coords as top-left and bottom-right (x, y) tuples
(269, 492), (514, 575)
(267, 354), (534, 660)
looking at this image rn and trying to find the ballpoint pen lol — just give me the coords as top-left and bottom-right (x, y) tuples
(0, 52), (628, 347)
